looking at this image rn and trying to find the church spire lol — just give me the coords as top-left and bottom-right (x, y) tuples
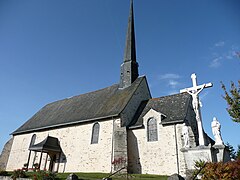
(119, 0), (139, 89)
(124, 0), (136, 62)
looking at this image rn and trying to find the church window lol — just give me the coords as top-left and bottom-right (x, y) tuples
(91, 122), (100, 144)
(147, 118), (158, 141)
(29, 134), (36, 147)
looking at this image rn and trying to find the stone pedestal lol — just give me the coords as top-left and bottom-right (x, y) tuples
(213, 144), (230, 162)
(181, 144), (231, 174)
(181, 145), (215, 170)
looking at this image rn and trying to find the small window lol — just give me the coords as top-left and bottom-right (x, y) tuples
(91, 122), (100, 144)
(147, 118), (158, 142)
(29, 134), (36, 147)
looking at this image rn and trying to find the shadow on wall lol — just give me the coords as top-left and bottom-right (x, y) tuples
(59, 152), (67, 173)
(127, 130), (142, 174)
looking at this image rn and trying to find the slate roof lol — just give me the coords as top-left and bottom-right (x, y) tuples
(129, 92), (191, 128)
(29, 136), (61, 153)
(13, 77), (146, 135)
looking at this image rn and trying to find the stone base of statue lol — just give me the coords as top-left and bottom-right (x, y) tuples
(181, 145), (215, 170)
(181, 144), (231, 173)
(181, 144), (231, 180)
(213, 144), (230, 162)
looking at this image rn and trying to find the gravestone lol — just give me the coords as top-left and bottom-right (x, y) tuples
(66, 173), (79, 180)
(167, 173), (185, 180)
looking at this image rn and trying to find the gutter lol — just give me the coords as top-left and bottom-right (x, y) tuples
(12, 114), (119, 135)
(128, 124), (143, 130)
(110, 116), (115, 173)
(174, 124), (180, 175)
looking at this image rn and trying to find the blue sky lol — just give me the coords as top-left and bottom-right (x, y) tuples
(0, 0), (239, 152)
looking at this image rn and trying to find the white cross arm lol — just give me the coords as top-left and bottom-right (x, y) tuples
(180, 82), (213, 93)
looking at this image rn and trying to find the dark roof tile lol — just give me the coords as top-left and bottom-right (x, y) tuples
(129, 93), (191, 128)
(13, 77), (146, 135)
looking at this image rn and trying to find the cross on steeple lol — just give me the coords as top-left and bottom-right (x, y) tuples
(180, 73), (213, 146)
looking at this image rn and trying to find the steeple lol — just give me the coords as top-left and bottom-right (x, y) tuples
(124, 0), (136, 63)
(119, 0), (139, 89)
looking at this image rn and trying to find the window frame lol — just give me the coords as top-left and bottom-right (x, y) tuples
(91, 122), (100, 144)
(147, 117), (158, 142)
(29, 134), (36, 147)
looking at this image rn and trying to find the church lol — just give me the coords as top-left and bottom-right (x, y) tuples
(1, 0), (230, 177)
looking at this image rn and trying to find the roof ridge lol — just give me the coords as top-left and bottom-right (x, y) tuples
(151, 92), (189, 100)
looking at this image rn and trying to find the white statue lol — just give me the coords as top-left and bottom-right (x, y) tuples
(211, 117), (223, 145)
(182, 123), (189, 148)
(187, 89), (202, 113)
(185, 88), (203, 121)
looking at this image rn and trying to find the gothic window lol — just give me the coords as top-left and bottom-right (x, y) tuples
(29, 134), (36, 147)
(147, 118), (158, 142)
(91, 122), (100, 144)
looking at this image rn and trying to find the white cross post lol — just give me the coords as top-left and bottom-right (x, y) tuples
(180, 73), (213, 146)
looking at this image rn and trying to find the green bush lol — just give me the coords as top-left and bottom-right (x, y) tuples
(0, 169), (8, 176)
(11, 169), (27, 180)
(192, 159), (206, 178)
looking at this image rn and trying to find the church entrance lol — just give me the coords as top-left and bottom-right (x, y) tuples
(26, 136), (62, 172)
(48, 154), (56, 172)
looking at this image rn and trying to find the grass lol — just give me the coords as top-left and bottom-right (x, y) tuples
(55, 172), (168, 180)
(2, 171), (168, 180)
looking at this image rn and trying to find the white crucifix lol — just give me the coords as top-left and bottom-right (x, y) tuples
(180, 73), (213, 146)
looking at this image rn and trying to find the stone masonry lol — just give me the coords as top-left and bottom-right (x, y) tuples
(0, 138), (13, 170)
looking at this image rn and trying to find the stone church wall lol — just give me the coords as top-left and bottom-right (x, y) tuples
(112, 119), (128, 171)
(121, 77), (151, 127)
(6, 119), (114, 173)
(127, 109), (187, 176)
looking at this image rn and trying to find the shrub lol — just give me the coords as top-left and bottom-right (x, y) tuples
(32, 169), (56, 180)
(0, 169), (8, 176)
(200, 159), (240, 180)
(11, 169), (27, 180)
(192, 159), (206, 179)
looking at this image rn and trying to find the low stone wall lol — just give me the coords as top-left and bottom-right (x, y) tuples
(0, 177), (31, 180)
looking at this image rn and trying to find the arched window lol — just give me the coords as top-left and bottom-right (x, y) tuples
(91, 122), (100, 144)
(147, 118), (158, 141)
(29, 134), (36, 147)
